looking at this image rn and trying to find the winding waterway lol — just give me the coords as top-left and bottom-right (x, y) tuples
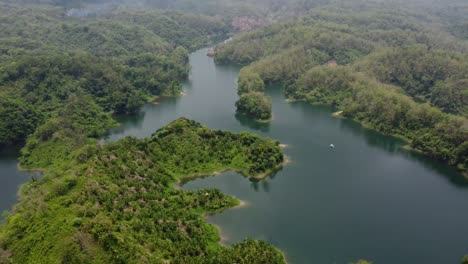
(2, 48), (468, 263)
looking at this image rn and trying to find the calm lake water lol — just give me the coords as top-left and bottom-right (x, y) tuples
(2, 48), (468, 263)
(0, 146), (32, 217)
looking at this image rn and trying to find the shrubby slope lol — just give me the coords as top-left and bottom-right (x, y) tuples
(0, 2), (227, 146)
(0, 118), (285, 263)
(215, 1), (468, 172)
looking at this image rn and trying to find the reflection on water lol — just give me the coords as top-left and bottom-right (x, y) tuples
(337, 116), (404, 154)
(182, 49), (468, 264)
(235, 112), (271, 133)
(113, 111), (146, 128)
(401, 149), (468, 187)
(43, 49), (468, 264)
(287, 99), (468, 188)
(0, 146), (32, 217)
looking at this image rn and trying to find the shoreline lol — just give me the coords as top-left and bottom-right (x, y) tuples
(236, 111), (273, 123)
(286, 96), (466, 176)
(253, 155), (290, 180)
(148, 95), (160, 105)
(208, 220), (229, 246)
(177, 169), (236, 185)
(17, 164), (47, 173)
(285, 98), (304, 103)
(150, 91), (186, 105)
(204, 198), (249, 247)
(400, 144), (424, 154)
(255, 115), (273, 123)
(178, 153), (290, 184)
(332, 110), (343, 117)
(236, 199), (248, 208)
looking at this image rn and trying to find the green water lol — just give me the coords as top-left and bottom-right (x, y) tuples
(2, 48), (468, 263)
(0, 146), (33, 217)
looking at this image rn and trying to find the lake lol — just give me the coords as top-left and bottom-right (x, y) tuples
(2, 48), (468, 263)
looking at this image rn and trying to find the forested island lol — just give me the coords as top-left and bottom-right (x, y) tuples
(0, 0), (467, 263)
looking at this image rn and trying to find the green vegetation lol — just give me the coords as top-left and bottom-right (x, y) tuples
(351, 260), (373, 264)
(4, 0), (332, 21)
(20, 96), (116, 170)
(0, 1), (229, 145)
(0, 3), (228, 54)
(236, 92), (272, 122)
(463, 255), (468, 264)
(351, 259), (372, 264)
(238, 67), (265, 95)
(235, 68), (272, 121)
(0, 97), (43, 145)
(1, 0), (468, 262)
(291, 64), (467, 171)
(353, 46), (468, 116)
(0, 2), (290, 262)
(0, 118), (285, 263)
(215, 1), (468, 66)
(1, 54), (147, 114)
(215, 0), (468, 173)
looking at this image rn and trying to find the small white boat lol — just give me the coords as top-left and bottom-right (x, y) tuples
(330, 144), (335, 148)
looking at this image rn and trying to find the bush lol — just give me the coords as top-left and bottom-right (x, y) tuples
(238, 68), (265, 95)
(0, 97), (42, 145)
(235, 92), (272, 121)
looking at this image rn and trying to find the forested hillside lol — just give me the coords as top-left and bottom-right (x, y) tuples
(1, 0), (468, 263)
(0, 2), (229, 146)
(2, 0), (330, 17)
(214, 0), (468, 173)
(352, 46), (468, 116)
(0, 2), (291, 263)
(0, 118), (285, 263)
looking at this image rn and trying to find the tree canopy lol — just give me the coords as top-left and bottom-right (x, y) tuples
(215, 0), (468, 173)
(0, 118), (285, 263)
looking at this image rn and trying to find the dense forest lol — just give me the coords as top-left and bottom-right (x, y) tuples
(235, 68), (272, 121)
(0, 1), (229, 146)
(0, 1), (294, 263)
(214, 0), (468, 173)
(0, 118), (285, 263)
(1, 0), (468, 263)
(0, 1), (290, 263)
(2, 0), (331, 19)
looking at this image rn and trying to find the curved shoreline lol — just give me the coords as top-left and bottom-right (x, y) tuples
(204, 198), (289, 264)
(235, 109), (274, 123)
(178, 154), (289, 184)
(17, 166), (47, 173)
(286, 97), (466, 176)
(204, 199), (249, 247)
(255, 115), (273, 123)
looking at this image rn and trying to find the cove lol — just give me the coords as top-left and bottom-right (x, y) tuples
(1, 48), (468, 263)
(0, 146), (31, 218)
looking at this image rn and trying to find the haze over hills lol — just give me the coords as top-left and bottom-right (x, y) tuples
(0, 0), (466, 263)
